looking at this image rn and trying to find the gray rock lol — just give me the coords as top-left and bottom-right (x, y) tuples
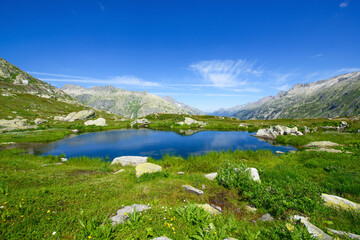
(151, 237), (172, 240)
(34, 118), (47, 125)
(177, 117), (207, 127)
(258, 213), (274, 222)
(111, 156), (148, 166)
(54, 116), (65, 121)
(255, 125), (303, 139)
(276, 151), (284, 154)
(84, 117), (107, 126)
(339, 121), (348, 128)
(60, 158), (67, 162)
(182, 185), (204, 195)
(110, 204), (151, 225)
(321, 194), (360, 211)
(304, 141), (340, 148)
(196, 204), (221, 215)
(327, 228), (360, 239)
(205, 172), (218, 181)
(63, 109), (95, 122)
(234, 167), (261, 183)
(224, 238), (238, 240)
(245, 205), (257, 212)
(0, 118), (28, 129)
(177, 172), (185, 175)
(135, 163), (162, 177)
(292, 215), (332, 240)
(131, 118), (151, 127)
(306, 148), (342, 153)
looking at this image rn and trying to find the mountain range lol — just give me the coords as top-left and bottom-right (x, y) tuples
(213, 71), (360, 119)
(61, 84), (204, 118)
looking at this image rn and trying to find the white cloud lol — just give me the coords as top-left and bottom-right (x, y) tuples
(339, 1), (349, 8)
(32, 72), (161, 87)
(190, 59), (262, 88)
(335, 67), (360, 73)
(312, 53), (323, 58)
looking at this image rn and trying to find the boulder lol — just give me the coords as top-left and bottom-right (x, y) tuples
(306, 148), (342, 153)
(63, 109), (95, 122)
(135, 163), (162, 177)
(54, 116), (65, 121)
(131, 118), (151, 128)
(182, 185), (204, 195)
(34, 118), (47, 125)
(339, 121), (348, 128)
(205, 172), (218, 181)
(84, 117), (107, 126)
(292, 215), (332, 240)
(327, 228), (360, 239)
(111, 156), (148, 166)
(110, 204), (151, 225)
(177, 117), (206, 127)
(255, 125), (303, 139)
(321, 194), (360, 211)
(235, 167), (261, 183)
(258, 213), (274, 222)
(197, 204), (221, 215)
(304, 141), (339, 148)
(245, 205), (257, 212)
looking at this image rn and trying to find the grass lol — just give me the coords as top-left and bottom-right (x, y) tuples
(0, 147), (359, 239)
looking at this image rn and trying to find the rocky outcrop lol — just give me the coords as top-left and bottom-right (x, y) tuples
(177, 117), (206, 127)
(111, 156), (148, 166)
(84, 117), (107, 126)
(0, 118), (28, 129)
(255, 125), (303, 139)
(321, 194), (360, 211)
(34, 118), (47, 125)
(63, 109), (95, 122)
(292, 215), (332, 240)
(131, 118), (151, 128)
(110, 204), (151, 225)
(327, 228), (360, 239)
(135, 163), (162, 177)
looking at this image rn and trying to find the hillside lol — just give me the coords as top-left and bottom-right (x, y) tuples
(215, 72), (360, 119)
(61, 84), (204, 118)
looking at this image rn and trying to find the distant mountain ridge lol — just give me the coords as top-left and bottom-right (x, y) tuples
(213, 71), (360, 119)
(61, 84), (204, 118)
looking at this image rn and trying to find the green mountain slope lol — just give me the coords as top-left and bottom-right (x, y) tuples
(61, 84), (204, 118)
(229, 72), (360, 119)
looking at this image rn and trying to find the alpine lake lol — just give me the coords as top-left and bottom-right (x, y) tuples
(27, 129), (296, 160)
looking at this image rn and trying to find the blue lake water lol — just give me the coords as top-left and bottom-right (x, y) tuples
(34, 129), (296, 160)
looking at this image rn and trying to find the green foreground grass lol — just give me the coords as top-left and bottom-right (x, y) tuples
(0, 148), (359, 239)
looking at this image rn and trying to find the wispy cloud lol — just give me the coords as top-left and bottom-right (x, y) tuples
(312, 53), (323, 58)
(152, 92), (260, 97)
(339, 1), (349, 8)
(32, 72), (161, 87)
(277, 84), (291, 91)
(190, 59), (262, 88)
(98, 2), (105, 11)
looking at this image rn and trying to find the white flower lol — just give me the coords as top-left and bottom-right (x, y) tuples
(0, 206), (3, 209)
(52, 231), (56, 235)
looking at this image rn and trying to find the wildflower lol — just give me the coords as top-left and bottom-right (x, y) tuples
(214, 232), (217, 235)
(21, 215), (24, 218)
(52, 232), (56, 235)
(124, 212), (127, 215)
(4, 202), (7, 205)
(286, 223), (295, 232)
(5, 193), (8, 196)
(172, 227), (175, 231)
(88, 236), (92, 239)
(47, 210), (51, 213)
(0, 206), (3, 209)
(149, 218), (152, 220)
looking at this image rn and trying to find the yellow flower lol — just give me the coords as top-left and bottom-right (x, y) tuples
(88, 236), (92, 239)
(5, 193), (8, 196)
(286, 223), (295, 232)
(214, 232), (217, 235)
(124, 212), (127, 215)
(21, 215), (24, 218)
(172, 227), (175, 231)
(4, 202), (7, 205)
(47, 210), (51, 213)
(48, 218), (50, 220)
(149, 218), (152, 220)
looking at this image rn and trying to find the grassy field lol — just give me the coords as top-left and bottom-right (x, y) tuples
(0, 147), (359, 239)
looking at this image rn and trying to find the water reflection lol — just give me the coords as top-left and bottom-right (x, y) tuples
(31, 129), (295, 160)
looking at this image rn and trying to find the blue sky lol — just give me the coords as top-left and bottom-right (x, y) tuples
(1, 0), (359, 112)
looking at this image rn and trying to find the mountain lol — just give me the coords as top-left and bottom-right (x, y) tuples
(162, 96), (204, 115)
(215, 71), (360, 119)
(0, 57), (76, 104)
(61, 84), (203, 118)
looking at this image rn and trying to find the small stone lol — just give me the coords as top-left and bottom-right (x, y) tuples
(321, 194), (360, 211)
(201, 184), (206, 190)
(210, 204), (222, 212)
(205, 172), (218, 181)
(224, 238), (238, 240)
(327, 228), (360, 240)
(182, 185), (204, 195)
(245, 205), (257, 212)
(292, 215), (332, 240)
(276, 151), (284, 154)
(71, 129), (79, 133)
(111, 204), (151, 225)
(151, 237), (172, 240)
(84, 117), (107, 126)
(304, 141), (340, 148)
(60, 158), (67, 162)
(135, 163), (162, 177)
(258, 213), (274, 222)
(197, 204), (221, 215)
(177, 172), (185, 175)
